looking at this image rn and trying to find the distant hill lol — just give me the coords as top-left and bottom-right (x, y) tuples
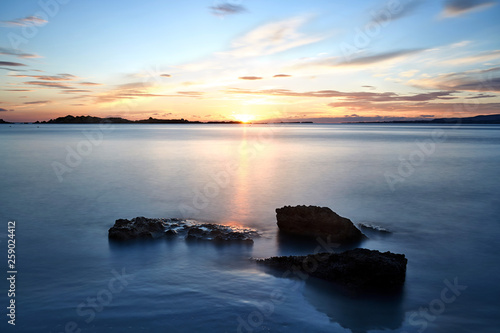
(36, 115), (207, 124)
(0, 119), (12, 124)
(429, 114), (500, 124)
(366, 114), (500, 124)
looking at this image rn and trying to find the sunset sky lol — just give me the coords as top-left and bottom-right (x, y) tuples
(1, 0), (499, 123)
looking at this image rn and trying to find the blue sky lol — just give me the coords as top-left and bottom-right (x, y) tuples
(1, 0), (499, 122)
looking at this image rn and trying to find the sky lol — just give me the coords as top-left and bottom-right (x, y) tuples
(0, 0), (499, 123)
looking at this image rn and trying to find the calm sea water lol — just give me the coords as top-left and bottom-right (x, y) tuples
(0, 123), (499, 333)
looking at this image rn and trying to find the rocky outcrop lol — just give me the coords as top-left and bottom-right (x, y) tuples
(108, 217), (257, 243)
(256, 248), (407, 292)
(276, 206), (366, 244)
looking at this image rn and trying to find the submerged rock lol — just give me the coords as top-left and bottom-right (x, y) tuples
(256, 248), (407, 292)
(276, 205), (366, 244)
(358, 223), (391, 234)
(108, 217), (257, 243)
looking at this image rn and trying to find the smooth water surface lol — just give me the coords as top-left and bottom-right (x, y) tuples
(1, 123), (499, 332)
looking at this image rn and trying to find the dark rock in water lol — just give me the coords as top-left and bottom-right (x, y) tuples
(256, 248), (407, 292)
(108, 216), (165, 240)
(108, 217), (257, 243)
(276, 205), (366, 244)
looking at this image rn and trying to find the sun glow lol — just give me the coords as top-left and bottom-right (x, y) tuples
(233, 114), (255, 123)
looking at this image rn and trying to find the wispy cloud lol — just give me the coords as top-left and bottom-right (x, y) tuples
(443, 49), (500, 65)
(1, 15), (48, 27)
(441, 0), (496, 18)
(410, 66), (500, 91)
(79, 81), (102, 86)
(291, 49), (426, 71)
(24, 81), (74, 89)
(0, 47), (41, 59)
(160, 74), (172, 77)
(0, 108), (8, 112)
(226, 87), (457, 101)
(95, 82), (166, 103)
(175, 91), (205, 98)
(274, 74), (292, 78)
(24, 100), (51, 105)
(221, 16), (325, 58)
(239, 76), (263, 80)
(0, 61), (27, 67)
(210, 3), (247, 17)
(60, 89), (92, 94)
(15, 73), (76, 81)
(339, 49), (425, 66)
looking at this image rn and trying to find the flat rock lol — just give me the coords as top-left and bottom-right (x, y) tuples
(256, 248), (407, 292)
(276, 205), (366, 244)
(108, 217), (257, 243)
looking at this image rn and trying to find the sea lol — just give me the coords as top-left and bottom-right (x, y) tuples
(0, 123), (499, 333)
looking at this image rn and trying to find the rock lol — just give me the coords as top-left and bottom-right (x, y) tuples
(256, 248), (407, 292)
(108, 216), (165, 240)
(108, 217), (257, 243)
(276, 205), (366, 244)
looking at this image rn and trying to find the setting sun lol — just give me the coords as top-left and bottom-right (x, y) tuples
(233, 114), (255, 123)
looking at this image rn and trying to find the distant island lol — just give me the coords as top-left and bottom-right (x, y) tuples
(33, 115), (242, 124)
(0, 119), (12, 124)
(353, 114), (500, 124)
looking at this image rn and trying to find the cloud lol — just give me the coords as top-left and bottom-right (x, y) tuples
(226, 87), (458, 102)
(410, 67), (500, 92)
(0, 61), (27, 67)
(239, 76), (263, 80)
(466, 93), (497, 99)
(0, 108), (8, 112)
(400, 69), (420, 77)
(222, 16), (325, 58)
(160, 74), (172, 77)
(10, 73), (77, 81)
(3, 89), (32, 92)
(210, 3), (247, 17)
(274, 74), (292, 78)
(1, 15), (48, 27)
(441, 0), (496, 17)
(95, 82), (166, 103)
(176, 91), (205, 97)
(326, 100), (500, 115)
(443, 50), (500, 66)
(24, 81), (74, 89)
(338, 49), (425, 66)
(24, 100), (51, 105)
(448, 77), (500, 91)
(60, 89), (92, 94)
(371, 0), (424, 24)
(292, 49), (426, 71)
(0, 47), (41, 59)
(79, 81), (102, 86)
